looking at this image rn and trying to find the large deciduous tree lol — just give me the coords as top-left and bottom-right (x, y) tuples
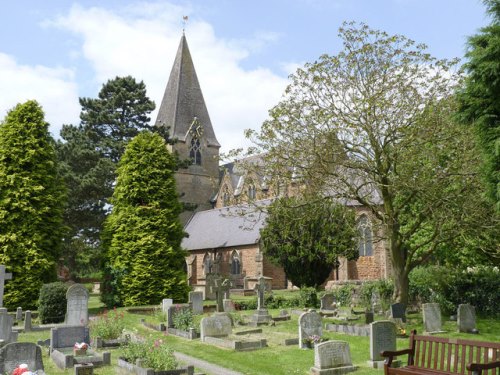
(0, 101), (65, 309)
(260, 195), (358, 287)
(458, 0), (500, 212)
(245, 22), (494, 304)
(102, 132), (189, 306)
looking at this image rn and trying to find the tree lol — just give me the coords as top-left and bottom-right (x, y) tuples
(244, 22), (495, 304)
(457, 0), (500, 212)
(260, 195), (358, 287)
(102, 132), (189, 306)
(0, 100), (65, 309)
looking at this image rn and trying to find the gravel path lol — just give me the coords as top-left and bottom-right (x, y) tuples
(174, 351), (245, 375)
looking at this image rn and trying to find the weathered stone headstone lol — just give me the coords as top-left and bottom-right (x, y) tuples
(0, 265), (12, 308)
(65, 284), (89, 326)
(205, 273), (220, 300)
(15, 307), (22, 321)
(310, 341), (357, 375)
(200, 314), (232, 341)
(0, 308), (17, 343)
(0, 342), (44, 374)
(24, 310), (32, 332)
(320, 294), (337, 312)
(368, 321), (397, 368)
(457, 304), (476, 333)
(390, 303), (406, 323)
(223, 299), (235, 313)
(298, 310), (322, 349)
(188, 292), (203, 315)
(162, 298), (173, 313)
(50, 326), (90, 351)
(423, 303), (445, 333)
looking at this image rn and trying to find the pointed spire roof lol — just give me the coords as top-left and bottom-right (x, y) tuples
(155, 35), (220, 147)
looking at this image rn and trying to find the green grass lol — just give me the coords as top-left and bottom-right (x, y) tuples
(15, 295), (500, 375)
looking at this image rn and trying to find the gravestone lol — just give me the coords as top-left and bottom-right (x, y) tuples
(365, 311), (374, 325)
(0, 342), (44, 374)
(75, 363), (94, 375)
(205, 273), (220, 300)
(368, 321), (397, 368)
(161, 298), (173, 313)
(50, 326), (90, 352)
(298, 310), (323, 349)
(200, 314), (232, 341)
(15, 307), (22, 321)
(24, 311), (32, 332)
(422, 303), (445, 333)
(250, 276), (272, 326)
(457, 304), (476, 333)
(212, 278), (231, 313)
(166, 303), (191, 328)
(390, 303), (406, 323)
(310, 340), (357, 375)
(65, 284), (89, 326)
(0, 265), (12, 308)
(320, 294), (337, 312)
(188, 292), (203, 315)
(371, 291), (382, 314)
(223, 299), (235, 313)
(0, 308), (17, 343)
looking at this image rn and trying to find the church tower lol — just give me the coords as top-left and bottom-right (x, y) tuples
(155, 34), (221, 224)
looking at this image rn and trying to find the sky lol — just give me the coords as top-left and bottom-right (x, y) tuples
(0, 0), (490, 152)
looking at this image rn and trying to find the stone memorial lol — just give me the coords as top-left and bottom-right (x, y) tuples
(204, 273), (220, 300)
(423, 303), (445, 333)
(212, 278), (231, 313)
(390, 303), (406, 323)
(310, 340), (357, 375)
(0, 342), (44, 374)
(368, 321), (397, 368)
(457, 304), (476, 333)
(161, 298), (173, 313)
(200, 314), (232, 341)
(65, 284), (89, 326)
(223, 299), (235, 313)
(320, 294), (337, 314)
(250, 276), (272, 326)
(24, 311), (32, 332)
(299, 310), (323, 349)
(188, 291), (203, 315)
(0, 265), (12, 308)
(0, 308), (17, 343)
(371, 291), (383, 314)
(15, 307), (22, 321)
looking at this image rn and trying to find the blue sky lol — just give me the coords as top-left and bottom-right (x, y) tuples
(0, 0), (489, 151)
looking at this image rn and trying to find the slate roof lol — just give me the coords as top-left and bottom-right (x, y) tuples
(155, 34), (220, 147)
(182, 203), (269, 251)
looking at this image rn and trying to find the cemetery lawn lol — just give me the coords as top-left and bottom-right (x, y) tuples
(15, 296), (500, 375)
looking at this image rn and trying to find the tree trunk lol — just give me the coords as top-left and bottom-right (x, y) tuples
(387, 222), (410, 306)
(392, 265), (409, 306)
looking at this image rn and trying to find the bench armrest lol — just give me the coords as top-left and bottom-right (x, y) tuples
(467, 361), (500, 375)
(381, 348), (414, 367)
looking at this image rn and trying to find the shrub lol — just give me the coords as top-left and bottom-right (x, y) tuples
(299, 287), (319, 308)
(89, 308), (125, 339)
(171, 306), (193, 331)
(359, 279), (394, 310)
(121, 338), (177, 371)
(37, 282), (68, 324)
(330, 284), (355, 307)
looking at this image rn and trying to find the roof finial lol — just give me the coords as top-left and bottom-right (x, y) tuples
(182, 15), (189, 34)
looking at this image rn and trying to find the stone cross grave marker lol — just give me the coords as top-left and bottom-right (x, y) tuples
(0, 342), (44, 375)
(65, 284), (89, 326)
(368, 321), (397, 368)
(212, 278), (231, 312)
(390, 303), (406, 323)
(254, 276), (266, 310)
(423, 303), (445, 333)
(205, 273), (220, 300)
(457, 304), (476, 333)
(0, 265), (12, 308)
(298, 310), (322, 349)
(310, 341), (357, 375)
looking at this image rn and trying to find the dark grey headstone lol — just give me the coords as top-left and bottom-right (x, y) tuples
(0, 342), (44, 374)
(51, 326), (90, 350)
(457, 304), (476, 333)
(390, 303), (406, 323)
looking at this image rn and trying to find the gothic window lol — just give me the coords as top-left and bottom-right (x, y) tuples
(230, 250), (241, 275)
(247, 181), (256, 200)
(357, 215), (373, 256)
(222, 185), (230, 207)
(189, 136), (202, 165)
(202, 253), (212, 275)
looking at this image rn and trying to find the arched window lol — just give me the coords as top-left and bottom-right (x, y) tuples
(202, 253), (212, 275)
(222, 185), (230, 207)
(230, 250), (241, 275)
(357, 215), (373, 256)
(189, 135), (202, 165)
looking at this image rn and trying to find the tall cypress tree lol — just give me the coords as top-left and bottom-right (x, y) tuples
(0, 100), (65, 309)
(102, 132), (189, 306)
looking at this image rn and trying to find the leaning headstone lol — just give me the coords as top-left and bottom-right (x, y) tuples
(310, 340), (357, 375)
(24, 311), (32, 332)
(200, 314), (232, 341)
(457, 304), (476, 333)
(0, 265), (12, 308)
(189, 292), (203, 315)
(65, 284), (89, 326)
(0, 342), (44, 374)
(161, 298), (173, 313)
(298, 310), (322, 349)
(0, 308), (17, 343)
(390, 303), (406, 323)
(368, 321), (397, 368)
(422, 303), (445, 333)
(15, 307), (22, 321)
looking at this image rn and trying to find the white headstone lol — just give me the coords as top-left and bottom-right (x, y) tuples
(162, 299), (173, 313)
(311, 341), (357, 374)
(65, 284), (89, 326)
(298, 310), (322, 349)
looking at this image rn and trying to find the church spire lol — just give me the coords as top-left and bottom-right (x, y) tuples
(155, 35), (220, 148)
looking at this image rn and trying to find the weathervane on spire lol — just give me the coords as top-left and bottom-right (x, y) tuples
(182, 15), (189, 34)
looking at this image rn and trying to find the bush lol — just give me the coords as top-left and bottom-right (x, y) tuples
(89, 308), (125, 339)
(121, 338), (177, 371)
(329, 284), (356, 307)
(359, 279), (393, 310)
(299, 287), (319, 308)
(38, 282), (68, 324)
(171, 306), (194, 331)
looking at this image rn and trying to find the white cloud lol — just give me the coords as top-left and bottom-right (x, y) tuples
(46, 2), (289, 153)
(0, 53), (80, 137)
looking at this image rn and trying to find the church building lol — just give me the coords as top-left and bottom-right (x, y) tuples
(156, 35), (391, 292)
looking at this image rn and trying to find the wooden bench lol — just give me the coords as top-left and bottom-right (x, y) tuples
(382, 330), (500, 375)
